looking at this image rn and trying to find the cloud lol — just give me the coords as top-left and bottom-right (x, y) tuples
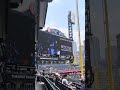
(53, 0), (61, 3)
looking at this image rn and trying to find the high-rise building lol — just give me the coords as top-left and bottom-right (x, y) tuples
(75, 45), (84, 65)
(72, 41), (77, 54)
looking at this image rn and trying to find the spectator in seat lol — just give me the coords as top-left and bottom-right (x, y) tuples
(62, 74), (72, 86)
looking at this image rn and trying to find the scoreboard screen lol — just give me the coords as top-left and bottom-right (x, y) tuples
(38, 31), (73, 58)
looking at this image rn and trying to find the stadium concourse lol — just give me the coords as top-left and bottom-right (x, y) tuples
(35, 64), (85, 90)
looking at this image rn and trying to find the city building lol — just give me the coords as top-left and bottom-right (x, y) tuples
(72, 41), (77, 54)
(75, 45), (85, 65)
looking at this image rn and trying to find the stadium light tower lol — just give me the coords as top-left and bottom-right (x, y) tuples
(75, 0), (84, 75)
(68, 11), (77, 64)
(68, 11), (75, 41)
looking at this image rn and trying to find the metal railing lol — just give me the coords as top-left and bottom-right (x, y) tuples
(55, 81), (72, 90)
(47, 77), (72, 90)
(44, 77), (60, 90)
(39, 76), (60, 90)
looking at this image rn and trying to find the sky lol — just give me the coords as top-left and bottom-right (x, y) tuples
(43, 0), (85, 51)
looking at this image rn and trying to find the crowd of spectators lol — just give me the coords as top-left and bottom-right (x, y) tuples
(36, 64), (85, 89)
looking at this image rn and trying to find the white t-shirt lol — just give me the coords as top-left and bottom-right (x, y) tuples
(62, 79), (68, 85)
(81, 75), (85, 81)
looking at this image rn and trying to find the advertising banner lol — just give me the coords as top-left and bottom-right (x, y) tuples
(59, 37), (73, 56)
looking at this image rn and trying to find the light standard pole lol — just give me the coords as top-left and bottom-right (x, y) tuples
(75, 0), (84, 75)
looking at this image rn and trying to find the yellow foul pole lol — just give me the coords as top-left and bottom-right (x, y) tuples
(75, 0), (84, 75)
(103, 0), (115, 90)
(73, 53), (77, 64)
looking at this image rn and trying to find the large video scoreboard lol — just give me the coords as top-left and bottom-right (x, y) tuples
(37, 30), (73, 61)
